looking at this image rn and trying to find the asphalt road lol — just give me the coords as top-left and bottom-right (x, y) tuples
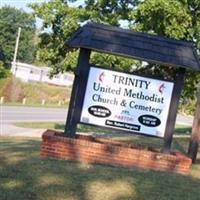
(0, 105), (194, 136)
(0, 106), (68, 136)
(1, 106), (68, 124)
(0, 105), (194, 125)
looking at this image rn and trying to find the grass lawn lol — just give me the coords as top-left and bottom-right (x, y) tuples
(14, 122), (192, 134)
(0, 76), (71, 106)
(13, 122), (194, 152)
(1, 133), (200, 200)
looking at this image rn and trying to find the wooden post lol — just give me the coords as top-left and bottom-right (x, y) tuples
(65, 48), (91, 137)
(188, 86), (200, 163)
(22, 98), (27, 105)
(162, 68), (186, 152)
(0, 97), (4, 104)
(58, 100), (62, 106)
(41, 99), (46, 105)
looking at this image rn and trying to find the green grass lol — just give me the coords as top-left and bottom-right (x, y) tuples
(14, 122), (192, 150)
(0, 76), (71, 106)
(174, 124), (192, 134)
(0, 136), (200, 200)
(14, 122), (192, 134)
(14, 122), (65, 130)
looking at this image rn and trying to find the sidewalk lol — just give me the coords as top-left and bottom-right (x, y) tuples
(0, 124), (45, 138)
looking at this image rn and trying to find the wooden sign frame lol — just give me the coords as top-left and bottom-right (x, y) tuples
(65, 48), (185, 152)
(65, 23), (200, 154)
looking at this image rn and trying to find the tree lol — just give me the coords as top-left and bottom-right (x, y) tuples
(130, 0), (200, 100)
(0, 61), (10, 78)
(83, 0), (140, 71)
(0, 6), (36, 68)
(31, 0), (142, 74)
(32, 0), (200, 104)
(31, 0), (82, 74)
(84, 0), (138, 26)
(31, 0), (139, 74)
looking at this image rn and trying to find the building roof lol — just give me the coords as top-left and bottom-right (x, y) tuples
(67, 23), (200, 71)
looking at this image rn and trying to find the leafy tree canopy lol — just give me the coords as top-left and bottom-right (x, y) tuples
(31, 0), (82, 74)
(31, 0), (138, 74)
(0, 61), (10, 78)
(31, 0), (200, 99)
(129, 0), (200, 99)
(0, 6), (36, 68)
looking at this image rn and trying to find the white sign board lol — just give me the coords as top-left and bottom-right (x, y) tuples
(80, 66), (174, 137)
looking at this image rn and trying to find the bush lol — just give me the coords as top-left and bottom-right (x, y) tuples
(179, 98), (196, 116)
(0, 61), (10, 78)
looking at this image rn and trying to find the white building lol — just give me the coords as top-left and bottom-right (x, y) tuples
(11, 62), (74, 87)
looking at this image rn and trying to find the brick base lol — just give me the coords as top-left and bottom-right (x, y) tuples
(40, 130), (192, 175)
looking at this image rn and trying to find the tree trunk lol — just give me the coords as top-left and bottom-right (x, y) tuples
(188, 85), (200, 163)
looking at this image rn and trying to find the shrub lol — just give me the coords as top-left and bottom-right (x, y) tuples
(0, 61), (10, 78)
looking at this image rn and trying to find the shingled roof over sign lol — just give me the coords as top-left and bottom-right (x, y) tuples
(67, 23), (200, 71)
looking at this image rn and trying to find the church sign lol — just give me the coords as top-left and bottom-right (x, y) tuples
(65, 23), (200, 152)
(80, 66), (174, 137)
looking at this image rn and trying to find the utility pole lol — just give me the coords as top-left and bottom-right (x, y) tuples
(13, 27), (21, 63)
(11, 27), (21, 103)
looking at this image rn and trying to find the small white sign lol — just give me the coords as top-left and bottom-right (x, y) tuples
(80, 66), (174, 137)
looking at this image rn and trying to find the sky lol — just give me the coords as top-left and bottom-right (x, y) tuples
(0, 0), (49, 12)
(0, 0), (83, 11)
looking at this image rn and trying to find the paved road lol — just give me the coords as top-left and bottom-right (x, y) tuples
(1, 106), (68, 123)
(1, 105), (194, 125)
(0, 105), (194, 137)
(176, 114), (193, 126)
(0, 106), (68, 136)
